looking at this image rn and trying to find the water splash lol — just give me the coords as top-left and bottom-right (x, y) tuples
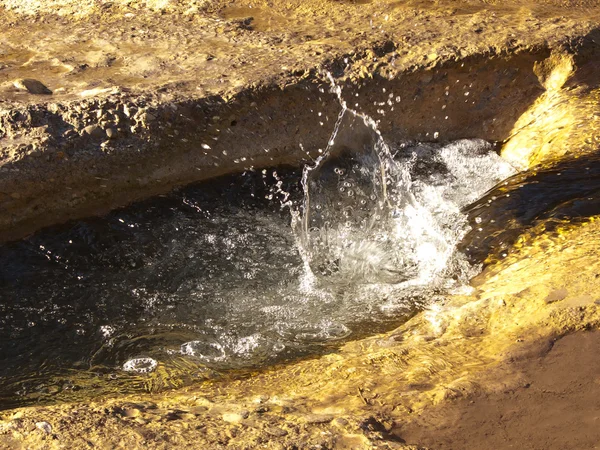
(292, 73), (515, 298)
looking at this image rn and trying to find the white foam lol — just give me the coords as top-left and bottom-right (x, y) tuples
(122, 357), (157, 374)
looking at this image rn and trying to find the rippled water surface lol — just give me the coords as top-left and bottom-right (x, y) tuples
(462, 154), (600, 265)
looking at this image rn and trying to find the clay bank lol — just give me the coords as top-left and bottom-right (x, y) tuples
(1, 0), (600, 449)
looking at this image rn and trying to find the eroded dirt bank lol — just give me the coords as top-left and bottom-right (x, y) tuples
(1, 0), (600, 242)
(399, 331), (600, 449)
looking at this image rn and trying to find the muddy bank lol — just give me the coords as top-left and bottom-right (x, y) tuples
(1, 0), (600, 242)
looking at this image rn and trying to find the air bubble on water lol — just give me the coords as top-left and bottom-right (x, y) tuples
(181, 340), (226, 362)
(122, 357), (157, 374)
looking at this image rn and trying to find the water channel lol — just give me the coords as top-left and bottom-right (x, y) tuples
(1, 80), (600, 410)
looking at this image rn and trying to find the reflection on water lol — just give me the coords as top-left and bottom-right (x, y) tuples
(0, 133), (513, 409)
(462, 152), (600, 265)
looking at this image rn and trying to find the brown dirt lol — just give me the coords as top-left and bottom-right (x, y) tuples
(398, 331), (600, 450)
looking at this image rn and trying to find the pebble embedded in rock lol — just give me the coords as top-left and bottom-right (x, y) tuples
(190, 406), (208, 415)
(303, 414), (334, 424)
(544, 287), (568, 304)
(35, 421), (52, 434)
(222, 412), (245, 423)
(105, 127), (117, 139)
(333, 417), (349, 427)
(83, 125), (105, 138)
(265, 426), (288, 437)
(13, 79), (52, 95)
(124, 408), (141, 417)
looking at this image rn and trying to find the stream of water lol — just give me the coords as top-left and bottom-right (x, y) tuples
(0, 126), (516, 409)
(3, 80), (598, 410)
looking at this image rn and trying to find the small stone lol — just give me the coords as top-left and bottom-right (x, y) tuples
(137, 401), (158, 410)
(265, 426), (287, 437)
(83, 125), (104, 138)
(304, 414), (334, 424)
(544, 287), (568, 304)
(333, 417), (349, 427)
(190, 406), (208, 415)
(13, 79), (52, 95)
(165, 411), (182, 421)
(139, 111), (156, 124)
(222, 412), (244, 424)
(123, 408), (141, 418)
(105, 127), (117, 139)
(10, 193), (21, 199)
(47, 385), (60, 394)
(254, 405), (269, 414)
(35, 421), (52, 434)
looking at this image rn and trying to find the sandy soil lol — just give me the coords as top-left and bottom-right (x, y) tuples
(399, 331), (600, 449)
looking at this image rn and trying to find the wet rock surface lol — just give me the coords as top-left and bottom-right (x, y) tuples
(3, 216), (600, 448)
